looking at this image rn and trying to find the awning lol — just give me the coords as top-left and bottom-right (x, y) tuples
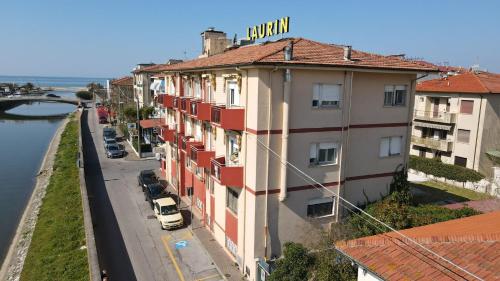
(413, 121), (451, 131)
(139, 118), (165, 129)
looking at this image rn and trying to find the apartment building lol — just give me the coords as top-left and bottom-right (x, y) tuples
(132, 63), (157, 107)
(145, 34), (436, 279)
(410, 71), (500, 177)
(110, 76), (134, 107)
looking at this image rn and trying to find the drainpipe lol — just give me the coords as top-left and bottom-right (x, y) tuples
(279, 43), (293, 201)
(265, 66), (279, 258)
(472, 95), (483, 170)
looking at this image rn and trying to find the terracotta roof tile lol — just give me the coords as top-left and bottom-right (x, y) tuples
(417, 71), (500, 94)
(151, 38), (437, 72)
(111, 76), (133, 86)
(337, 211), (500, 281)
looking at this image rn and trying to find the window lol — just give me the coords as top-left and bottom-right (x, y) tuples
(307, 197), (335, 218)
(194, 80), (201, 98)
(310, 143), (338, 165)
(226, 188), (239, 215)
(185, 79), (192, 97)
(454, 156), (467, 167)
(228, 81), (240, 107)
(227, 134), (240, 164)
(312, 84), (341, 108)
(169, 78), (176, 94)
(460, 100), (474, 114)
(194, 121), (202, 141)
(384, 85), (407, 106)
(206, 81), (213, 102)
(457, 129), (471, 143)
(185, 118), (192, 136)
(380, 136), (402, 157)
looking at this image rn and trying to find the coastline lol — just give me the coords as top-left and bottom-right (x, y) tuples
(0, 113), (72, 281)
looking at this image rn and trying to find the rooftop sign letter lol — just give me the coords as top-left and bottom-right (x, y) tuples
(246, 17), (290, 41)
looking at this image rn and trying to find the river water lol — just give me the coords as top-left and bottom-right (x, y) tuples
(0, 87), (85, 264)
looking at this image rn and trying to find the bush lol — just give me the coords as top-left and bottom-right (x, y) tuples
(269, 242), (313, 281)
(409, 155), (484, 182)
(75, 90), (92, 100)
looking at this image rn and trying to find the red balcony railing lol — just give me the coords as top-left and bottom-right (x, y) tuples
(197, 101), (212, 121)
(211, 105), (245, 131)
(191, 145), (215, 168)
(180, 135), (194, 151)
(159, 125), (175, 143)
(162, 94), (175, 108)
(185, 139), (202, 157)
(210, 156), (243, 187)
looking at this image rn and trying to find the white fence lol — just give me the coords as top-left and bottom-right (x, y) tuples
(408, 168), (500, 198)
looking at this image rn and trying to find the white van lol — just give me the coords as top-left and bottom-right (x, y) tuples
(153, 197), (183, 230)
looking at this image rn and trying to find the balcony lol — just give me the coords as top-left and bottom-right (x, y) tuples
(159, 125), (175, 143)
(197, 101), (212, 121)
(191, 145), (215, 168)
(210, 156), (243, 187)
(185, 139), (203, 157)
(211, 105), (245, 131)
(162, 94), (175, 109)
(411, 135), (453, 152)
(414, 110), (457, 124)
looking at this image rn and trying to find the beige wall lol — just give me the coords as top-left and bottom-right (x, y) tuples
(478, 95), (500, 177)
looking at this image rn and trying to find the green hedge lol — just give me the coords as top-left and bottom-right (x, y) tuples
(409, 155), (484, 182)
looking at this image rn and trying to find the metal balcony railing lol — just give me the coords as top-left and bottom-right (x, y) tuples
(411, 135), (453, 151)
(413, 110), (457, 124)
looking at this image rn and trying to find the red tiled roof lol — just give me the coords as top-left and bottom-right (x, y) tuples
(336, 211), (500, 281)
(148, 38), (437, 72)
(139, 118), (164, 129)
(111, 76), (133, 86)
(417, 71), (500, 94)
(444, 199), (500, 213)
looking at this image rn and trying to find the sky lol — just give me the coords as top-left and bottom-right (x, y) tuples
(1, 0), (499, 78)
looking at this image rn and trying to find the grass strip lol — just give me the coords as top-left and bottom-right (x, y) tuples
(20, 116), (89, 281)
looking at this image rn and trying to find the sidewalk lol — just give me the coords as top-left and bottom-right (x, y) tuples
(162, 181), (244, 281)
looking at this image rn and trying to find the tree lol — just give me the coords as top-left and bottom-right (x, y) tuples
(140, 106), (154, 119)
(269, 242), (313, 281)
(75, 90), (92, 100)
(86, 82), (104, 92)
(23, 82), (34, 91)
(123, 106), (138, 122)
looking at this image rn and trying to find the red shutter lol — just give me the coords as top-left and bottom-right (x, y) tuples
(460, 100), (474, 114)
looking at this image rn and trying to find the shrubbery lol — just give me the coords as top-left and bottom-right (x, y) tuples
(409, 155), (484, 182)
(75, 90), (92, 100)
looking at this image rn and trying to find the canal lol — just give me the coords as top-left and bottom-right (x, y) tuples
(0, 91), (76, 264)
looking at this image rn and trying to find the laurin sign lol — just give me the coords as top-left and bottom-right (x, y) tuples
(246, 17), (290, 41)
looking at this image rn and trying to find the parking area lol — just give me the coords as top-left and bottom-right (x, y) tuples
(83, 105), (223, 281)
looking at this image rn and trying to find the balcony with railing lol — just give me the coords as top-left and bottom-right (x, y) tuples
(159, 125), (175, 143)
(210, 105), (245, 131)
(414, 110), (457, 124)
(411, 135), (453, 151)
(162, 94), (175, 109)
(190, 144), (215, 168)
(210, 156), (243, 187)
(197, 101), (212, 121)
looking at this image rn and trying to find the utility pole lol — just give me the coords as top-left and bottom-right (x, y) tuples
(136, 93), (141, 158)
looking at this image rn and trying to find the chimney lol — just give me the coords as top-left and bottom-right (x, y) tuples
(284, 41), (293, 61)
(343, 45), (352, 61)
(199, 28), (231, 58)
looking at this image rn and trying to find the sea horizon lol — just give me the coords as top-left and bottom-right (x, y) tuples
(0, 75), (110, 88)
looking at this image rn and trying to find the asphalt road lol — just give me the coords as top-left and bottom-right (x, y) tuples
(82, 106), (222, 281)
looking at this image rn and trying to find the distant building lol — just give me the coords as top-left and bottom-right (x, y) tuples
(337, 211), (500, 281)
(110, 76), (134, 108)
(410, 70), (500, 178)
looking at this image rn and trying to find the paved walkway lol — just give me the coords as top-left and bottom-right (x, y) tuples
(162, 184), (244, 281)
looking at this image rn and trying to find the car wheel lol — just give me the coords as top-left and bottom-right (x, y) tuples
(160, 223), (165, 230)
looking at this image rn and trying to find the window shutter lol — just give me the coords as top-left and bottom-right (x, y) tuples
(380, 138), (390, 157)
(309, 143), (317, 163)
(390, 136), (402, 155)
(457, 129), (471, 143)
(460, 100), (474, 114)
(321, 85), (340, 102)
(312, 84), (320, 107)
(384, 85), (394, 105)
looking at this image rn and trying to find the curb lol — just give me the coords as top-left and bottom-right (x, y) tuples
(78, 109), (101, 281)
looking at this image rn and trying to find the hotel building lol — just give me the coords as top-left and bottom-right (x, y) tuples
(411, 70), (500, 178)
(140, 31), (436, 279)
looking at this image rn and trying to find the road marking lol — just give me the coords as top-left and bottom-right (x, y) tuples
(161, 235), (186, 281)
(195, 274), (221, 281)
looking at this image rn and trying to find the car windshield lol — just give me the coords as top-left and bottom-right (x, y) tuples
(160, 205), (178, 215)
(142, 172), (157, 183)
(108, 145), (119, 151)
(106, 140), (117, 145)
(149, 185), (163, 197)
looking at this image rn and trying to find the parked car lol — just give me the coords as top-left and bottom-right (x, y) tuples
(99, 115), (108, 124)
(46, 93), (60, 98)
(106, 144), (124, 158)
(153, 197), (183, 230)
(103, 128), (116, 140)
(138, 170), (160, 191)
(103, 138), (117, 149)
(144, 183), (168, 209)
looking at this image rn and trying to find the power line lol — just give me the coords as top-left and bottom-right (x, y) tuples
(253, 135), (484, 281)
